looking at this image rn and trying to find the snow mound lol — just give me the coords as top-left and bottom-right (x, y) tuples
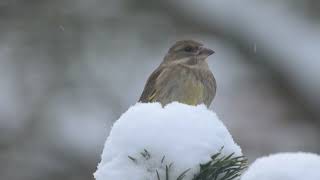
(94, 102), (242, 180)
(241, 152), (320, 180)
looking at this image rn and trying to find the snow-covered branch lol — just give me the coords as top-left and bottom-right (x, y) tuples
(94, 102), (244, 180)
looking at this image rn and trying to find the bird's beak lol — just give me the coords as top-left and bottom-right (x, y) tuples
(199, 47), (215, 56)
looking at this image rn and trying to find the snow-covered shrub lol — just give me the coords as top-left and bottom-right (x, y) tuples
(94, 102), (245, 180)
(241, 152), (320, 180)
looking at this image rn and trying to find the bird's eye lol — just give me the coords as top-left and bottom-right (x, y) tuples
(184, 46), (194, 52)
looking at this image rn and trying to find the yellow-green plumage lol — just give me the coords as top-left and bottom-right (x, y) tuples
(183, 80), (205, 106)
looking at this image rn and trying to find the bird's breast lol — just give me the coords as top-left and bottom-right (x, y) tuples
(169, 66), (207, 106)
(181, 79), (205, 106)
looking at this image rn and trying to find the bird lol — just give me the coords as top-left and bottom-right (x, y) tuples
(139, 40), (216, 107)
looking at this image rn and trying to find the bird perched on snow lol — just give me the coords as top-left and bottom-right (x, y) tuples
(139, 40), (216, 107)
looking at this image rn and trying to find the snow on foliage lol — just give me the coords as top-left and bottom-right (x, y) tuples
(241, 152), (320, 180)
(94, 102), (242, 180)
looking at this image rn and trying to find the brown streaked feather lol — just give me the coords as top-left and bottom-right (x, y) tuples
(139, 67), (163, 103)
(168, 40), (203, 52)
(139, 65), (178, 104)
(139, 64), (216, 107)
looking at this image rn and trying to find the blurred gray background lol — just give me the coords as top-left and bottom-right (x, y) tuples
(0, 0), (319, 180)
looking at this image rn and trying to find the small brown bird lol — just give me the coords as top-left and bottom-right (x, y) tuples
(139, 40), (216, 107)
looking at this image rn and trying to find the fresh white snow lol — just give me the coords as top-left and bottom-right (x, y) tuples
(241, 152), (320, 180)
(94, 102), (242, 180)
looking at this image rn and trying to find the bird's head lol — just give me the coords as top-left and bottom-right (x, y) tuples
(163, 40), (214, 65)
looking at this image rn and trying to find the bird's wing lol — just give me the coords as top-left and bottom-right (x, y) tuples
(139, 66), (165, 103)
